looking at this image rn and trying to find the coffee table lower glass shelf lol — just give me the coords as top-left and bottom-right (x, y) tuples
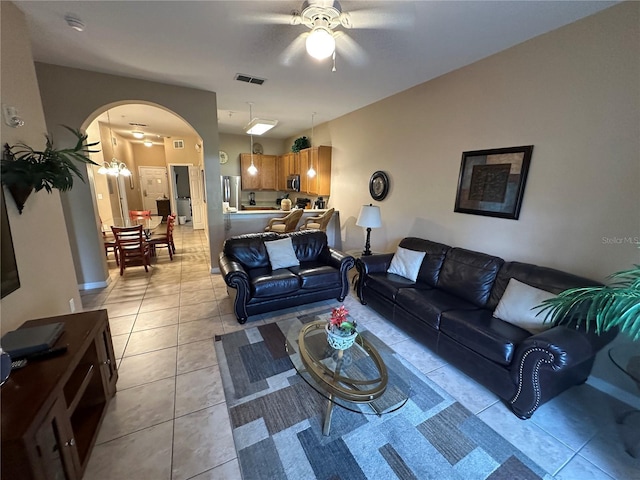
(286, 319), (410, 435)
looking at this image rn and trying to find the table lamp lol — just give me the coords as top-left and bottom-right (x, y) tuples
(356, 204), (382, 256)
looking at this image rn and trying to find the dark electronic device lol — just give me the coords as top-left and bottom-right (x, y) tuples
(1, 322), (65, 359)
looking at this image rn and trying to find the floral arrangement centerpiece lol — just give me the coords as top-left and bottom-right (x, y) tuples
(325, 305), (358, 350)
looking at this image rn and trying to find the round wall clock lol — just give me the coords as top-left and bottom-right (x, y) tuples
(369, 171), (390, 201)
(219, 150), (229, 164)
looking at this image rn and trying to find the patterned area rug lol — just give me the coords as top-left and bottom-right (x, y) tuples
(215, 308), (553, 480)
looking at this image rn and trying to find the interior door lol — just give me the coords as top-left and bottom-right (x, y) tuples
(139, 167), (169, 214)
(189, 165), (205, 230)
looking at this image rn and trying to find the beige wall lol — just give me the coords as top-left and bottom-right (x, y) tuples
(133, 143), (166, 168)
(317, 2), (639, 283)
(0, 2), (82, 333)
(164, 134), (203, 166)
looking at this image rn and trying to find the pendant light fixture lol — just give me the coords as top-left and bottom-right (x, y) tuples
(98, 110), (131, 177)
(307, 112), (316, 178)
(247, 102), (258, 175)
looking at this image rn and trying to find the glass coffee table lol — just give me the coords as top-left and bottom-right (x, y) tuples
(285, 319), (410, 435)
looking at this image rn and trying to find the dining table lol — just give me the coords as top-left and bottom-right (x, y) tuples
(103, 215), (163, 239)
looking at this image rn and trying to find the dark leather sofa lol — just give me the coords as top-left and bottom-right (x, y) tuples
(356, 237), (616, 419)
(219, 230), (355, 324)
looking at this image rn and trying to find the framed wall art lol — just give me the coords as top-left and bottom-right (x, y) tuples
(454, 145), (533, 220)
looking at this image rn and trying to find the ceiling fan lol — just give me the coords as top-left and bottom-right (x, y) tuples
(292, 1), (353, 61)
(246, 1), (412, 70)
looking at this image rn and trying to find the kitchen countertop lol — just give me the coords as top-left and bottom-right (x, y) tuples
(226, 208), (332, 215)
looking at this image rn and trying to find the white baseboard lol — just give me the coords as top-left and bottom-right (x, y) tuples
(78, 278), (111, 291)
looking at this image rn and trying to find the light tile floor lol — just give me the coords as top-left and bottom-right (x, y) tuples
(81, 225), (640, 480)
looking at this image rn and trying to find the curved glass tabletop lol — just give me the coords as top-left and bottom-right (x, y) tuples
(609, 344), (640, 386)
(285, 319), (411, 416)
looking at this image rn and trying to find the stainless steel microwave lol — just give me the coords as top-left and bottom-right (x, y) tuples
(286, 174), (300, 192)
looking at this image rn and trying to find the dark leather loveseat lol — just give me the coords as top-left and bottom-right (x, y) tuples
(219, 230), (355, 324)
(356, 237), (616, 419)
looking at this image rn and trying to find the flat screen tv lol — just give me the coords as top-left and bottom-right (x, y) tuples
(1, 187), (20, 298)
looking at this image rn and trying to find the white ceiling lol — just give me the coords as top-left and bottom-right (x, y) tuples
(15, 1), (616, 140)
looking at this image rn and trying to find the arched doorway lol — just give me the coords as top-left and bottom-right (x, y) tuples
(83, 101), (210, 279)
(34, 63), (223, 290)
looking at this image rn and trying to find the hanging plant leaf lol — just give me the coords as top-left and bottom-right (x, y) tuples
(2, 127), (99, 212)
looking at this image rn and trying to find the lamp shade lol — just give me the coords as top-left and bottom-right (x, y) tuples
(356, 205), (381, 228)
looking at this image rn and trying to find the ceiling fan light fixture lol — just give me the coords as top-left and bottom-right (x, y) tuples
(245, 118), (278, 135)
(306, 27), (335, 60)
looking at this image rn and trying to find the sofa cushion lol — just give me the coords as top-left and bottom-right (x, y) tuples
(437, 248), (504, 307)
(440, 309), (531, 365)
(387, 246), (426, 281)
(289, 230), (329, 262)
(399, 238), (450, 286)
(265, 237), (300, 270)
(366, 272), (429, 302)
(290, 262), (341, 290)
(395, 288), (478, 329)
(487, 261), (602, 311)
(224, 232), (279, 269)
(250, 268), (300, 298)
(493, 278), (556, 334)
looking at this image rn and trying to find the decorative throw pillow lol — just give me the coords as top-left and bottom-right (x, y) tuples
(387, 246), (427, 282)
(264, 237), (300, 270)
(493, 278), (557, 334)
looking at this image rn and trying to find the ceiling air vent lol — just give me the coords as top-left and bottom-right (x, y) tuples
(173, 139), (184, 149)
(235, 73), (266, 86)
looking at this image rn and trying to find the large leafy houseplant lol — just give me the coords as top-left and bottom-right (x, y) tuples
(291, 136), (310, 153)
(536, 265), (640, 341)
(1, 126), (99, 213)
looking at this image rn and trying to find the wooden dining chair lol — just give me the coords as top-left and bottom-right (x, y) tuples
(99, 216), (119, 265)
(111, 225), (151, 276)
(264, 209), (303, 233)
(299, 208), (335, 232)
(129, 210), (151, 219)
(103, 232), (119, 266)
(148, 214), (176, 260)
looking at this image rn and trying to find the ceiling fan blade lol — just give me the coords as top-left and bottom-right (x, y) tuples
(334, 32), (367, 66)
(280, 33), (308, 67)
(237, 12), (296, 25)
(343, 8), (414, 30)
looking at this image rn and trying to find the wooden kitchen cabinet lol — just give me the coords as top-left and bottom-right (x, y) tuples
(299, 146), (332, 196)
(1, 310), (118, 480)
(240, 154), (277, 191)
(278, 152), (300, 190)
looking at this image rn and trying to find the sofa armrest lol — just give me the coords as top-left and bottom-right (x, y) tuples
(509, 326), (595, 418)
(218, 253), (251, 323)
(319, 248), (356, 301)
(355, 253), (394, 302)
(356, 253), (394, 275)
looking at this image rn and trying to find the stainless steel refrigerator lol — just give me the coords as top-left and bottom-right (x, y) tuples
(221, 175), (241, 211)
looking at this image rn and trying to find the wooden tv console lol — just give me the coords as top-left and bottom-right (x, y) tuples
(1, 310), (118, 480)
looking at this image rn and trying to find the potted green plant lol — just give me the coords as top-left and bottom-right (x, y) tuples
(537, 265), (640, 341)
(291, 136), (310, 153)
(1, 126), (99, 214)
